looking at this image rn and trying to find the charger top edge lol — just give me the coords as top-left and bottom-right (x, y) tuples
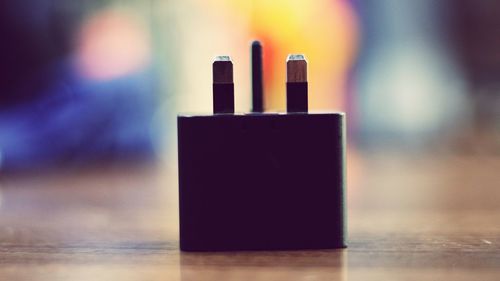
(178, 112), (345, 118)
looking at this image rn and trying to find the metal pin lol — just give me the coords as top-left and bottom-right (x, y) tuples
(213, 56), (234, 113)
(286, 54), (307, 83)
(251, 41), (264, 112)
(286, 54), (308, 112)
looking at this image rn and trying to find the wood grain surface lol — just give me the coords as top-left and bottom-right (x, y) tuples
(0, 150), (498, 280)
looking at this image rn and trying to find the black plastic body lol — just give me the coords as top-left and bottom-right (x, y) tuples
(177, 112), (346, 251)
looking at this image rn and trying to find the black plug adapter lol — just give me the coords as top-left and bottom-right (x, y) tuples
(177, 49), (346, 251)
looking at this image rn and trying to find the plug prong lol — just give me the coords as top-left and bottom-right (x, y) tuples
(286, 54), (308, 112)
(286, 54), (307, 83)
(251, 40), (264, 112)
(213, 56), (234, 113)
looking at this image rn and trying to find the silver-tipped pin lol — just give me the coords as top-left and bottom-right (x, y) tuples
(286, 54), (307, 83)
(286, 54), (308, 112)
(213, 56), (233, 84)
(212, 55), (235, 113)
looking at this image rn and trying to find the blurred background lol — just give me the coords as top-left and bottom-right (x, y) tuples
(0, 0), (498, 172)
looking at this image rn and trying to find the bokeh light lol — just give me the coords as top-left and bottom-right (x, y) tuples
(75, 8), (151, 81)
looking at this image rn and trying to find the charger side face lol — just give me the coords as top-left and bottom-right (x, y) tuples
(177, 112), (346, 251)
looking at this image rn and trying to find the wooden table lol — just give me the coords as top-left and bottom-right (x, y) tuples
(0, 150), (498, 280)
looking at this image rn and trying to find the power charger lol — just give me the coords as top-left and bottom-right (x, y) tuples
(177, 42), (346, 251)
